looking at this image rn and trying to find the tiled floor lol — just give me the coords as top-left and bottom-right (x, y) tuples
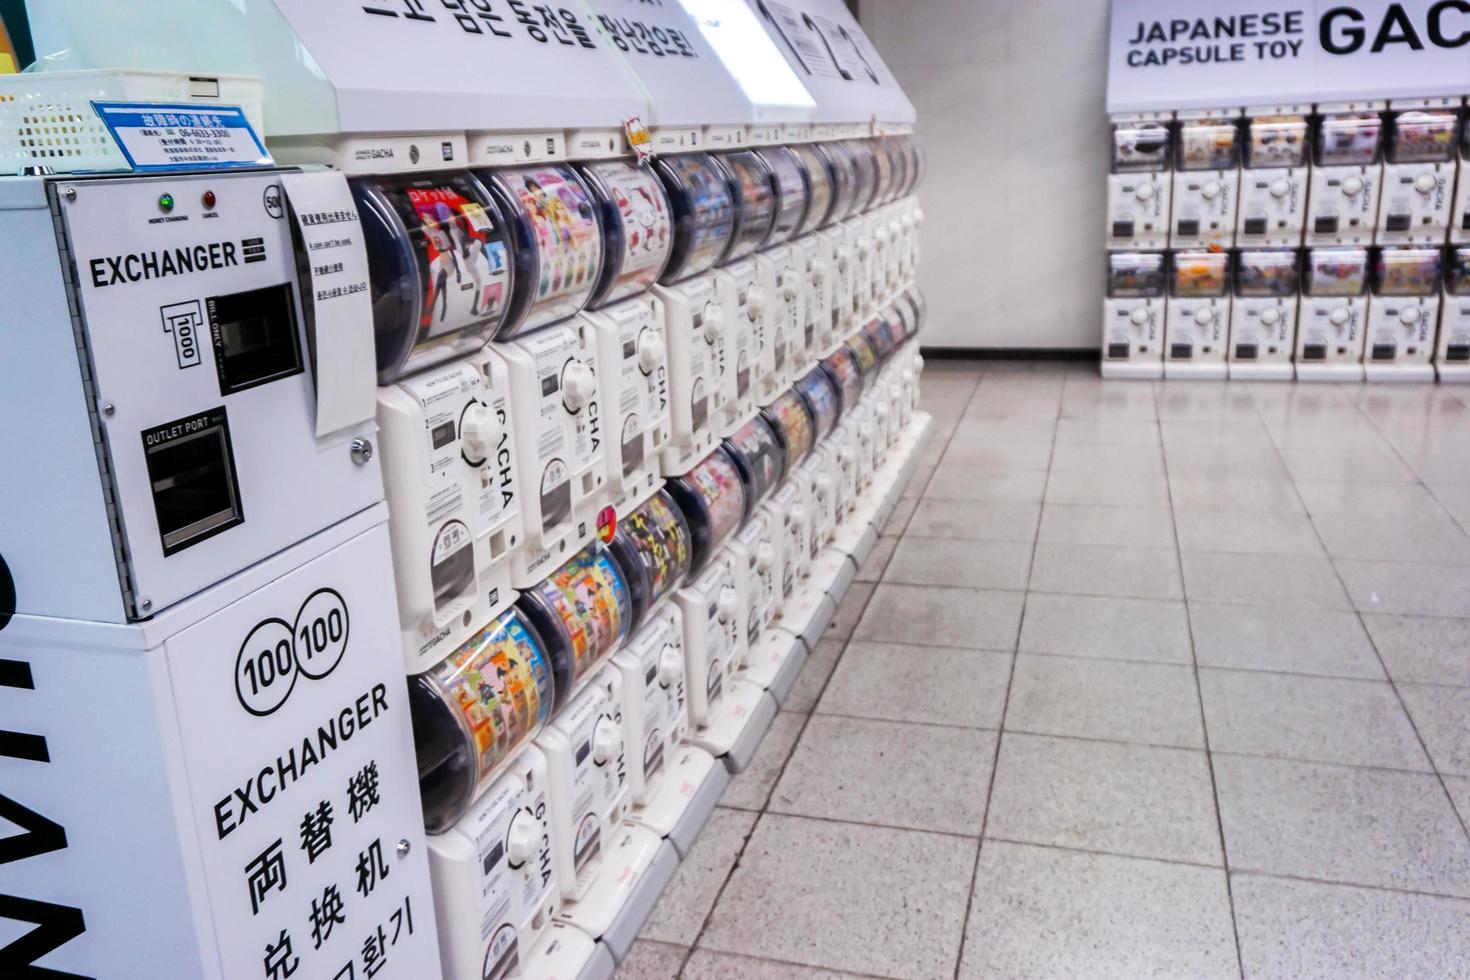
(617, 361), (1470, 979)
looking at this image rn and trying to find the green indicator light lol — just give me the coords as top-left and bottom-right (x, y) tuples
(158, 193), (175, 213)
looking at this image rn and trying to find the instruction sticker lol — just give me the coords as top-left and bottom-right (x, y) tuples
(92, 101), (272, 171)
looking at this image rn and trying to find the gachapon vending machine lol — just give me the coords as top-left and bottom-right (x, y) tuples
(759, 388), (829, 669)
(1107, 113), (1173, 251)
(481, 164), (608, 586)
(666, 448), (777, 770)
(789, 141), (841, 361)
(792, 366), (854, 602)
(723, 414), (805, 705)
(411, 610), (598, 980)
(1171, 109), (1241, 250)
(1297, 247), (1371, 381)
(1365, 247), (1442, 382)
(816, 140), (862, 340)
(1377, 98), (1461, 246)
(1237, 107), (1309, 248)
(713, 150), (778, 435)
(354, 170), (526, 672)
(518, 544), (675, 961)
(1306, 103), (1384, 246)
(1453, 124), (1470, 246)
(1439, 247), (1470, 381)
(605, 491), (727, 856)
(753, 144), (812, 403)
(1228, 250), (1300, 381)
(1164, 250), (1230, 379)
(650, 152), (737, 475)
(1101, 251), (1167, 379)
(578, 160), (676, 517)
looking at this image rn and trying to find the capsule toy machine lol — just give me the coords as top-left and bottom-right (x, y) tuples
(845, 329), (888, 479)
(714, 149), (779, 427)
(1439, 247), (1470, 380)
(754, 144), (813, 402)
(357, 170), (527, 673)
(1297, 247), (1371, 381)
(1171, 109), (1241, 250)
(412, 610), (602, 980)
(605, 491), (727, 856)
(724, 414), (805, 703)
(0, 165), (442, 979)
(1306, 104), (1384, 246)
(1229, 250), (1300, 381)
(1106, 113), (1173, 251)
(666, 449), (777, 770)
(845, 139), (883, 315)
(793, 366), (852, 600)
(518, 543), (676, 960)
(896, 285), (929, 433)
(820, 346), (867, 529)
(578, 159), (676, 517)
(1453, 123), (1470, 246)
(1365, 247), (1442, 382)
(876, 306), (914, 435)
(789, 141), (840, 362)
(817, 139), (862, 341)
(895, 135), (926, 281)
(478, 165), (607, 587)
(1101, 251), (1168, 379)
(868, 136), (904, 300)
(1236, 107), (1309, 248)
(1164, 250), (1230, 380)
(651, 152), (738, 475)
(761, 389), (833, 656)
(1377, 99), (1461, 246)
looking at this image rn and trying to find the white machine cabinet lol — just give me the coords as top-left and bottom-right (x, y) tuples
(1164, 250), (1231, 380)
(1229, 250), (1300, 381)
(1171, 109), (1240, 250)
(1365, 247), (1442, 382)
(1440, 246), (1470, 381)
(1377, 98), (1461, 246)
(1236, 107), (1309, 248)
(1101, 251), (1168, 380)
(1106, 113), (1173, 251)
(1298, 247), (1372, 381)
(1305, 103), (1384, 247)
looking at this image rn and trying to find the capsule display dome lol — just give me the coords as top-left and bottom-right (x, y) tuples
(820, 346), (864, 415)
(761, 389), (816, 467)
(654, 152), (738, 284)
(665, 447), (747, 576)
(794, 366), (841, 438)
(481, 164), (603, 337)
(756, 145), (811, 247)
(817, 140), (860, 224)
(1304, 248), (1370, 297)
(844, 331), (880, 391)
(516, 541), (632, 712)
(1234, 251), (1299, 298)
(717, 149), (778, 265)
(723, 414), (786, 522)
(408, 608), (555, 835)
(352, 170), (513, 384)
(789, 142), (836, 235)
(845, 139), (881, 215)
(606, 489), (692, 632)
(579, 159), (675, 309)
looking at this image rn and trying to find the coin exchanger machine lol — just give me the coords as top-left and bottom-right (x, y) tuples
(0, 1), (932, 977)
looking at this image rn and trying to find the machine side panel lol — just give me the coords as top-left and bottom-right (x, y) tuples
(0, 182), (127, 623)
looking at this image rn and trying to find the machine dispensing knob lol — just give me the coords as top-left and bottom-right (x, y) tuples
(1193, 307), (1214, 327)
(902, 215), (915, 231)
(716, 587), (740, 624)
(1269, 178), (1291, 199)
(857, 241), (871, 260)
(747, 284), (767, 316)
(914, 353), (925, 371)
(459, 402), (501, 460)
(1329, 306), (1351, 327)
(837, 248), (852, 271)
(914, 207), (925, 224)
(1414, 173), (1437, 195)
(1259, 307), (1281, 327)
(1201, 180), (1221, 201)
(591, 717), (622, 766)
(815, 472), (832, 498)
(756, 542), (776, 572)
(1341, 175), (1364, 197)
(561, 361), (596, 412)
(812, 259), (828, 283)
(782, 279), (799, 303)
(1129, 307), (1150, 326)
(874, 404), (890, 425)
(638, 329), (665, 374)
(1135, 181), (1156, 202)
(789, 503), (807, 530)
(657, 644), (682, 686)
(1400, 305), (1422, 325)
(505, 810), (539, 868)
(702, 304), (724, 344)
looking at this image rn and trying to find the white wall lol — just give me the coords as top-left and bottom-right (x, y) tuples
(861, 0), (1111, 349)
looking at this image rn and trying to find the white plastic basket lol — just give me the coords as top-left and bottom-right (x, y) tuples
(0, 69), (264, 173)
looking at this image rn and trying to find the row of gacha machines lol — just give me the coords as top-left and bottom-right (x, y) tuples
(409, 295), (926, 978)
(1105, 245), (1470, 382)
(1107, 98), (1470, 254)
(351, 134), (930, 976)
